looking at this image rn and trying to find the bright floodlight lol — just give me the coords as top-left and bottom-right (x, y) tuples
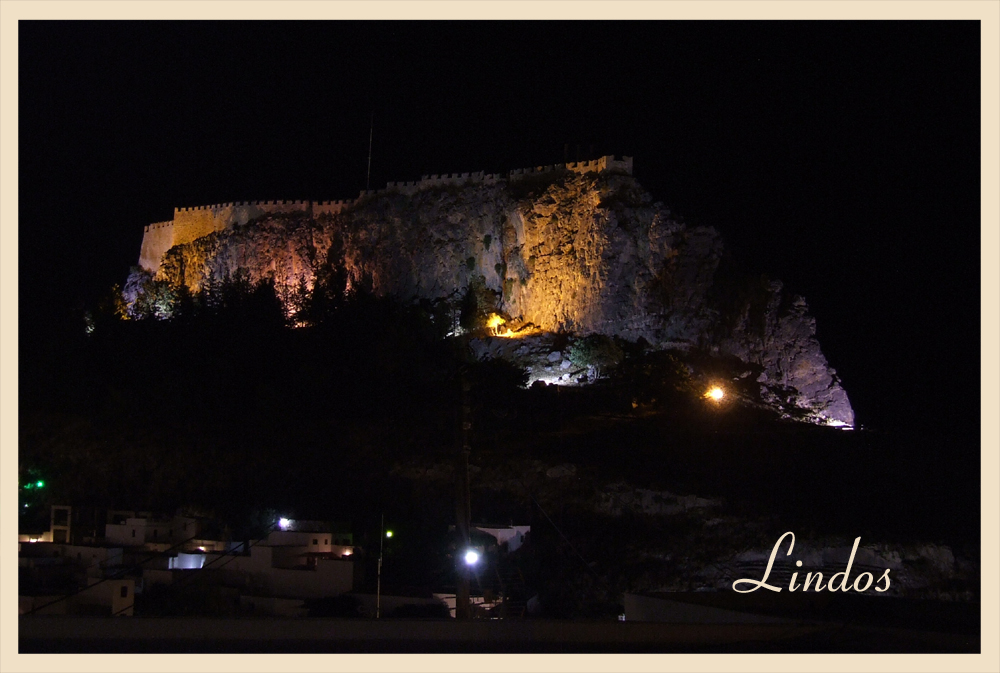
(464, 550), (480, 566)
(386, 530), (393, 538)
(278, 517), (292, 530)
(706, 386), (724, 401)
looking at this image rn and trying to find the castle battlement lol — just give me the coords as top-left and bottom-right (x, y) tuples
(314, 199), (356, 206)
(143, 220), (174, 233)
(174, 199), (317, 212)
(139, 156), (633, 273)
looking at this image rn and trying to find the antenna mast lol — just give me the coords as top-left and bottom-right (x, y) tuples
(366, 112), (373, 191)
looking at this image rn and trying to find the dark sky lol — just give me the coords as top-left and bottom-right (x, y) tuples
(18, 21), (982, 436)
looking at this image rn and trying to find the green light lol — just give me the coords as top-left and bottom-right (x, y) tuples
(36, 480), (45, 488)
(386, 531), (393, 538)
(23, 483), (33, 490)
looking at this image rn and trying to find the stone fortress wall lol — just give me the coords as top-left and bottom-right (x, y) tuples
(138, 156), (633, 273)
(172, 200), (313, 247)
(138, 221), (176, 273)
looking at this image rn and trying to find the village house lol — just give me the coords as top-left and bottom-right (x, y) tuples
(19, 507), (359, 617)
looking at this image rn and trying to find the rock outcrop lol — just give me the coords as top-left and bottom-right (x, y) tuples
(127, 166), (853, 427)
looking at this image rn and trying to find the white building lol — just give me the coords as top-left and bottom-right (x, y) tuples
(207, 544), (354, 599)
(104, 513), (201, 548)
(22, 510), (357, 616)
(473, 525), (531, 553)
(19, 575), (135, 617)
(165, 522), (356, 602)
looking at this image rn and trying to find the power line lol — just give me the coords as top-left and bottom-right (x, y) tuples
(515, 477), (606, 585)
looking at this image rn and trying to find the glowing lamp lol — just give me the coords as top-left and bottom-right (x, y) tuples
(386, 530), (393, 538)
(705, 386), (725, 401)
(464, 550), (480, 566)
(36, 480), (45, 488)
(486, 313), (514, 336)
(278, 517), (292, 530)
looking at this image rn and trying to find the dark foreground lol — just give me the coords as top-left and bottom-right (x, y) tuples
(20, 615), (978, 654)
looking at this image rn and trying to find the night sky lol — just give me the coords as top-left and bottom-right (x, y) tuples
(18, 21), (982, 440)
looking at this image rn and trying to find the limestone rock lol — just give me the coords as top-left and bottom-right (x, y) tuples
(128, 169), (853, 426)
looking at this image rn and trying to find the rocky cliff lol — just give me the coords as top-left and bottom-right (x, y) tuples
(126, 167), (853, 427)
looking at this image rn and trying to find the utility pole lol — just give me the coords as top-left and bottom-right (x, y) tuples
(376, 513), (384, 618)
(455, 345), (473, 620)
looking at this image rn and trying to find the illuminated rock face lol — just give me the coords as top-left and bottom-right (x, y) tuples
(134, 168), (853, 427)
(720, 285), (855, 427)
(503, 175), (674, 339)
(320, 173), (685, 341)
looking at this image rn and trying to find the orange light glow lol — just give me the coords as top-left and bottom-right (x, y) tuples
(486, 313), (508, 336)
(704, 386), (725, 401)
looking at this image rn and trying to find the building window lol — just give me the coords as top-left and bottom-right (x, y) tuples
(312, 539), (318, 545)
(131, 530), (136, 538)
(120, 586), (128, 598)
(324, 539), (328, 545)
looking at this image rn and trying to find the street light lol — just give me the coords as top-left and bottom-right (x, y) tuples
(703, 386), (725, 402)
(460, 548), (483, 619)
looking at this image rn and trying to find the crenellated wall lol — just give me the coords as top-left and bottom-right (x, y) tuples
(172, 200), (313, 246)
(313, 199), (356, 217)
(138, 221), (176, 273)
(137, 156), (634, 272)
(507, 156), (633, 179)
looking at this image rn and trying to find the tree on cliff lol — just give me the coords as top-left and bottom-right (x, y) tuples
(567, 334), (625, 378)
(203, 269), (286, 329)
(129, 277), (178, 321)
(459, 275), (500, 333)
(83, 284), (130, 335)
(303, 240), (349, 327)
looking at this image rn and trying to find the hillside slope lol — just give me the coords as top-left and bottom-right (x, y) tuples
(127, 169), (853, 426)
